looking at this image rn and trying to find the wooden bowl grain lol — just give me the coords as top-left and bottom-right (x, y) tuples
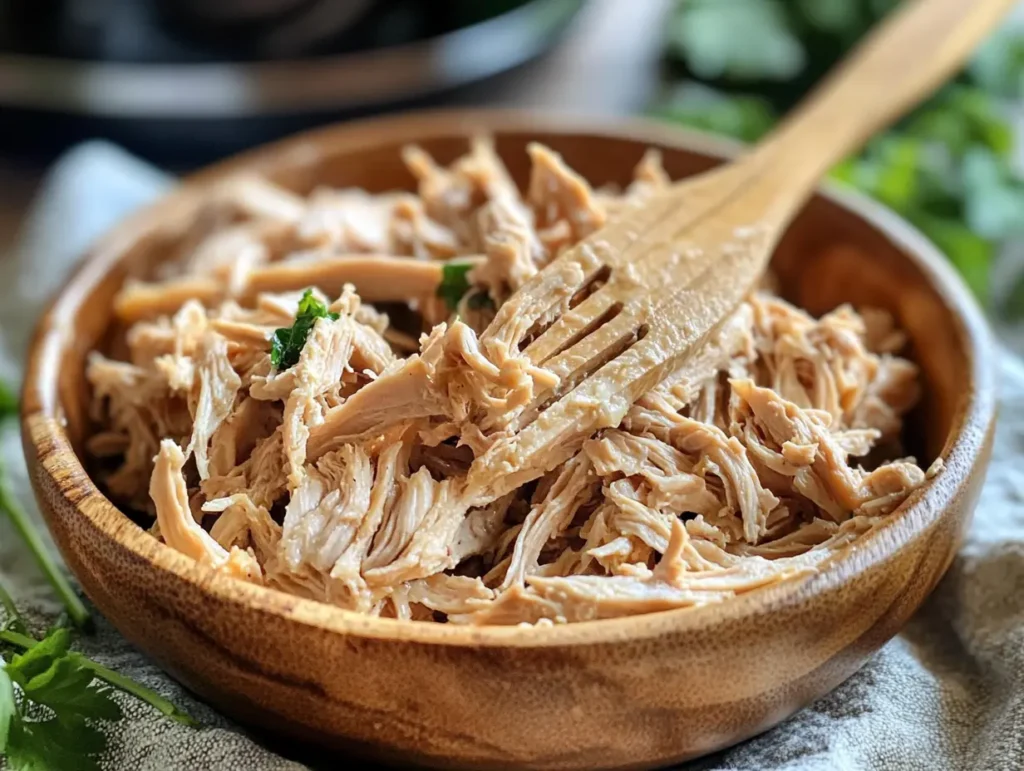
(21, 111), (996, 771)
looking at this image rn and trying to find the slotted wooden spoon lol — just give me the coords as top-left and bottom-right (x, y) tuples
(459, 0), (1016, 498)
(308, 0), (1013, 500)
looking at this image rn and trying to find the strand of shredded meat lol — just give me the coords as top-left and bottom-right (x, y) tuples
(86, 138), (936, 625)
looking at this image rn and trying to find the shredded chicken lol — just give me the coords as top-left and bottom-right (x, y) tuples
(87, 138), (931, 625)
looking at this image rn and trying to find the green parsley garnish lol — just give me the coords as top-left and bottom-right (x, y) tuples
(436, 261), (476, 311)
(0, 627), (120, 771)
(0, 625), (196, 771)
(0, 377), (197, 767)
(270, 289), (339, 371)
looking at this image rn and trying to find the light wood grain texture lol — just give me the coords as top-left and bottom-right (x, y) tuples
(21, 111), (996, 770)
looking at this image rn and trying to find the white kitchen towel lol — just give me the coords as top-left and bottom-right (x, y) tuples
(1, 141), (1022, 771)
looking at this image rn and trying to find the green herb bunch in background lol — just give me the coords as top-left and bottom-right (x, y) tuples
(651, 0), (1024, 315)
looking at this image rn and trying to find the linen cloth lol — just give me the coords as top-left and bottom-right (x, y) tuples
(1, 142), (1022, 771)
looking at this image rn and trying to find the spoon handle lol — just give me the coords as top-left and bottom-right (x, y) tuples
(746, 0), (1016, 213)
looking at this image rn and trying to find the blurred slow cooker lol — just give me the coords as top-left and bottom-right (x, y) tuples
(0, 0), (585, 164)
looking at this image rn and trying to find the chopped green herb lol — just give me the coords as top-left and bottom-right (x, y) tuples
(270, 289), (339, 371)
(436, 261), (476, 311)
(7, 629), (121, 721)
(5, 716), (107, 771)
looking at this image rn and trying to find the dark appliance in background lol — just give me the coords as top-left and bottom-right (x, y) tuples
(0, 0), (585, 167)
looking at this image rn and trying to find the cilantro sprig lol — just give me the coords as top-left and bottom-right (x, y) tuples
(436, 261), (475, 311)
(1, 627), (120, 770)
(0, 378), (197, 768)
(0, 624), (196, 724)
(270, 289), (339, 371)
(1, 624), (193, 770)
(1, 577), (197, 771)
(436, 261), (495, 313)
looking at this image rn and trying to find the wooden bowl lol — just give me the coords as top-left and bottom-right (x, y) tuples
(21, 111), (996, 771)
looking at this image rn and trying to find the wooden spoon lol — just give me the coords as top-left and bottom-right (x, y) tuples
(307, 0), (1012, 495)
(458, 0), (1016, 499)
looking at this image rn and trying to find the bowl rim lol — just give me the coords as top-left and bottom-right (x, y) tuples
(21, 108), (997, 648)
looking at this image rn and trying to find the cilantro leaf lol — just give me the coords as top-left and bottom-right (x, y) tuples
(2, 622), (198, 729)
(436, 261), (476, 311)
(6, 627), (72, 683)
(5, 717), (106, 771)
(270, 289), (339, 371)
(23, 655), (123, 723)
(5, 628), (121, 725)
(0, 571), (197, 767)
(1, 628), (122, 771)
